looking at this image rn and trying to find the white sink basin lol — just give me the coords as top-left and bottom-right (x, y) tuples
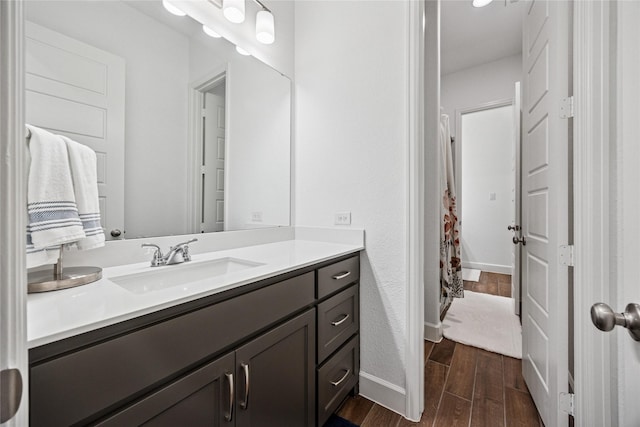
(110, 257), (264, 294)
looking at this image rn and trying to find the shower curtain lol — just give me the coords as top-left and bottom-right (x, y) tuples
(439, 113), (463, 311)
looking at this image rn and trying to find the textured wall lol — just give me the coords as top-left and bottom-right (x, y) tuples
(294, 0), (409, 394)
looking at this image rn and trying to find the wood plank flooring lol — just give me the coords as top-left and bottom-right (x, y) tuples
(336, 272), (543, 427)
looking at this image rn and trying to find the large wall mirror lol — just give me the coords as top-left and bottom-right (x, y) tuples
(24, 0), (291, 240)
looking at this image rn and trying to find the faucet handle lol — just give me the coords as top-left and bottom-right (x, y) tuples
(172, 238), (197, 262)
(141, 243), (164, 267)
(170, 238), (198, 250)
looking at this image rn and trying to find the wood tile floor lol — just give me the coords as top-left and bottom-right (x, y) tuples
(336, 272), (544, 427)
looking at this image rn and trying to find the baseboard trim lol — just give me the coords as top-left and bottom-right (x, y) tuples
(424, 320), (442, 342)
(462, 261), (511, 275)
(358, 371), (406, 417)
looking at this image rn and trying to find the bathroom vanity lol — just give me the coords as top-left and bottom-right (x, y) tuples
(27, 241), (361, 426)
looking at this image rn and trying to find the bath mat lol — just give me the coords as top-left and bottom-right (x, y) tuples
(323, 414), (359, 427)
(443, 290), (522, 358)
(462, 268), (481, 282)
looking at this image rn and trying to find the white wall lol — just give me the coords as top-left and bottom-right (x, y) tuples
(460, 106), (514, 272)
(295, 0), (410, 412)
(26, 1), (190, 238)
(441, 54), (522, 138)
(225, 57), (291, 230)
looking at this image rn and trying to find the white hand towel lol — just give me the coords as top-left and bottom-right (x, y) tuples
(26, 125), (85, 268)
(61, 136), (105, 251)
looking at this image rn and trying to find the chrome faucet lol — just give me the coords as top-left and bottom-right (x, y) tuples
(141, 238), (198, 267)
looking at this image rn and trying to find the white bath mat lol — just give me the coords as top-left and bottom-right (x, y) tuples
(461, 268), (481, 282)
(443, 291), (522, 359)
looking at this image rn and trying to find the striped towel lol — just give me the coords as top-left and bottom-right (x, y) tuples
(62, 136), (105, 250)
(26, 125), (86, 267)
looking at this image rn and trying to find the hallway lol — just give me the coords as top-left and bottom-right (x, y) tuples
(337, 273), (542, 426)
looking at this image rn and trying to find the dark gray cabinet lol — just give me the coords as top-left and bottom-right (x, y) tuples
(235, 309), (315, 427)
(29, 253), (360, 427)
(97, 352), (235, 427)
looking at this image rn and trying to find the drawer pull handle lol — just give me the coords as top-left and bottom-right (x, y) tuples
(332, 271), (351, 280)
(240, 363), (250, 410)
(224, 372), (234, 422)
(330, 369), (351, 387)
(331, 314), (350, 326)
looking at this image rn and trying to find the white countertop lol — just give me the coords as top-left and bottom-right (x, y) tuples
(27, 239), (363, 348)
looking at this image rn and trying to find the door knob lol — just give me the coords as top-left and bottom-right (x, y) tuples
(590, 302), (640, 341)
(512, 236), (526, 245)
(110, 229), (122, 238)
(508, 224), (521, 231)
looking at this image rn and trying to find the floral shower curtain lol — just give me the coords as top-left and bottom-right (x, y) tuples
(439, 113), (463, 303)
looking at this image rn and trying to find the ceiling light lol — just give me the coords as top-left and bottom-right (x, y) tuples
(162, 0), (186, 16)
(472, 0), (494, 7)
(255, 9), (275, 44)
(235, 46), (250, 56)
(223, 0), (245, 23)
(202, 25), (222, 38)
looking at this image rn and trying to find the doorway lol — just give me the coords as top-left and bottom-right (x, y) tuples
(188, 70), (228, 234)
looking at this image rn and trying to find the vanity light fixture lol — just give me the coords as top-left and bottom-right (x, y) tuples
(203, 24), (222, 38)
(162, 0), (186, 16)
(472, 0), (494, 7)
(235, 46), (251, 56)
(223, 0), (246, 23)
(255, 7), (275, 44)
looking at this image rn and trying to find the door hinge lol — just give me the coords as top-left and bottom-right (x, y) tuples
(559, 392), (575, 416)
(559, 245), (574, 266)
(560, 96), (575, 119)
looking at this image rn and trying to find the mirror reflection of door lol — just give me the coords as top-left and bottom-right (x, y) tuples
(201, 81), (226, 233)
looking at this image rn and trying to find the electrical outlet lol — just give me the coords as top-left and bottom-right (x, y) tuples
(251, 211), (263, 222)
(490, 192), (496, 201)
(334, 212), (351, 225)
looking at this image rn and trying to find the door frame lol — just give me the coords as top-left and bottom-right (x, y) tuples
(573, 1), (616, 425)
(0, 1), (28, 425)
(186, 66), (228, 234)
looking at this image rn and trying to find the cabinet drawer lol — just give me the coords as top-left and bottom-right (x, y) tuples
(317, 335), (359, 427)
(30, 272), (314, 427)
(317, 285), (359, 363)
(317, 255), (359, 299)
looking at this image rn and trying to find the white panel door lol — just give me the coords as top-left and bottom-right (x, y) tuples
(521, 1), (570, 426)
(202, 91), (225, 232)
(24, 21), (125, 239)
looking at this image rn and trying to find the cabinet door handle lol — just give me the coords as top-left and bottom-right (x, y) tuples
(331, 314), (350, 326)
(224, 372), (234, 422)
(332, 271), (351, 280)
(240, 363), (250, 410)
(330, 369), (351, 387)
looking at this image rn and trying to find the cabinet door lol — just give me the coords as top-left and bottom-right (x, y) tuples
(235, 309), (316, 427)
(97, 352), (235, 427)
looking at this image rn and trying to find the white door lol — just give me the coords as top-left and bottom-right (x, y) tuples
(521, 1), (570, 426)
(511, 82), (522, 315)
(201, 90), (225, 232)
(24, 21), (125, 239)
(613, 1), (640, 424)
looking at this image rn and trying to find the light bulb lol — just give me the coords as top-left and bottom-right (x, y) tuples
(162, 0), (186, 16)
(235, 46), (250, 56)
(203, 25), (222, 38)
(472, 0), (494, 7)
(223, 0), (245, 23)
(256, 10), (275, 44)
